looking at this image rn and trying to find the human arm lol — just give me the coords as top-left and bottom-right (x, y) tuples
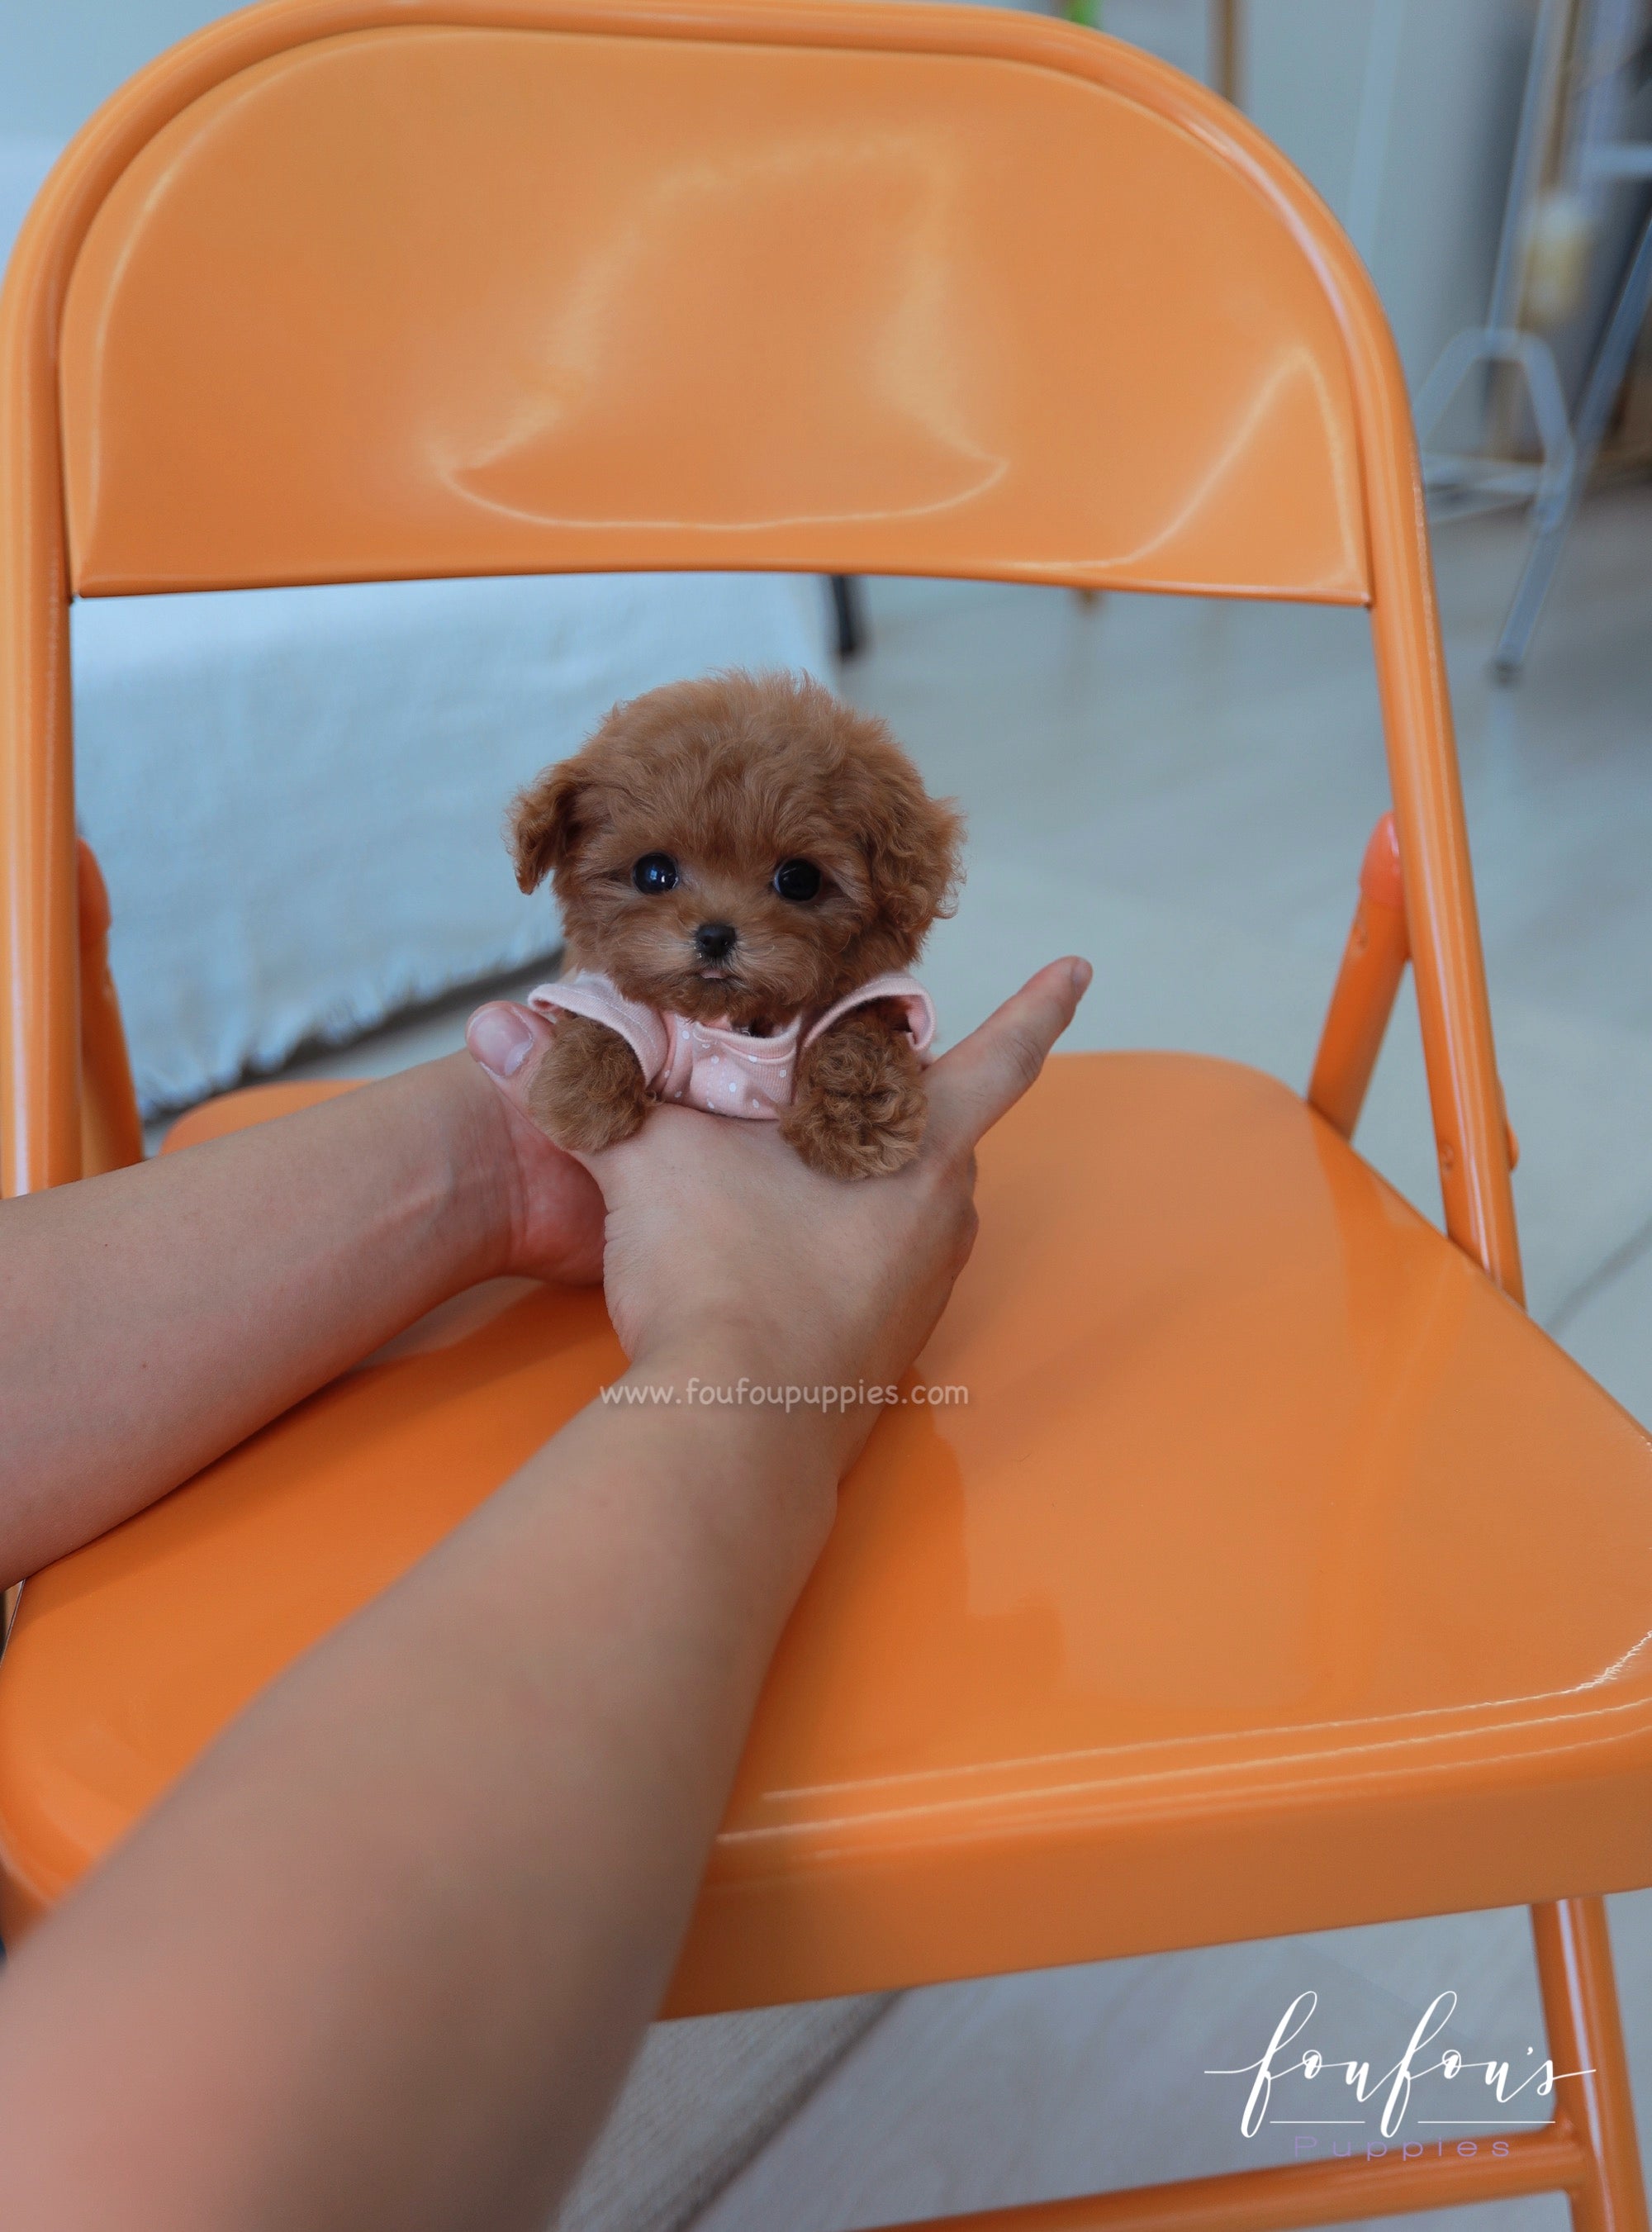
(0, 1006), (599, 1587)
(0, 958), (1089, 2232)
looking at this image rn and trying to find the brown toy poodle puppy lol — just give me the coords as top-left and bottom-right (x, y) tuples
(509, 669), (963, 1180)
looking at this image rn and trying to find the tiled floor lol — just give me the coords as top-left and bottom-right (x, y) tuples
(267, 486), (1652, 2232)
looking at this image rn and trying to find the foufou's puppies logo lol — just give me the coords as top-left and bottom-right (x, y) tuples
(1206, 1992), (1590, 2148)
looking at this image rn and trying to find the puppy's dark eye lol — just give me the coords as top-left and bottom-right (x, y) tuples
(632, 853), (679, 895)
(772, 858), (823, 903)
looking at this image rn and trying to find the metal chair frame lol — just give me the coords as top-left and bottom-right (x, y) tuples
(1, 12), (1646, 2231)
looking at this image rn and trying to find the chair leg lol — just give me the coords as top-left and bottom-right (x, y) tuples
(1307, 813), (1408, 1140)
(829, 574), (868, 660)
(1533, 1897), (1649, 2232)
(76, 839), (145, 1176)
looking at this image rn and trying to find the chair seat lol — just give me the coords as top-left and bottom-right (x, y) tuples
(5, 1052), (1652, 2007)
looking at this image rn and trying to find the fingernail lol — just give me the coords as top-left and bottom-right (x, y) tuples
(467, 1004), (536, 1080)
(1070, 958), (1094, 995)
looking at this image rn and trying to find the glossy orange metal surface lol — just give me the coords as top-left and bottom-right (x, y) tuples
(1310, 815), (1519, 1183)
(74, 840), (144, 1178)
(0, 9), (1635, 2224)
(1534, 1898), (1650, 2232)
(162, 1076), (363, 1147)
(1309, 814), (1412, 1142)
(892, 2124), (1591, 2232)
(58, 17), (1366, 603)
(5, 1056), (1652, 1988)
(3, 0), (1514, 1289)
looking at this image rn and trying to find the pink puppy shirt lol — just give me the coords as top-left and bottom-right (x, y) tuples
(528, 970), (937, 1121)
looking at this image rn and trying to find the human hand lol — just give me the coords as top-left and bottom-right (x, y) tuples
(468, 961), (1091, 1466)
(456, 1009), (606, 1285)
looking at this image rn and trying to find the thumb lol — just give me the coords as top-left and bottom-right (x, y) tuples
(924, 958), (1092, 1157)
(465, 1000), (556, 1119)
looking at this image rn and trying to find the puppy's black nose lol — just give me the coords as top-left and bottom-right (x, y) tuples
(695, 921), (738, 962)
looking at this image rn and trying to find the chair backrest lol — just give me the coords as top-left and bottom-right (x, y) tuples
(0, 0), (1519, 1293)
(58, 11), (1369, 601)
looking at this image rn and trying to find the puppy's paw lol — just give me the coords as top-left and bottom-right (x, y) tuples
(528, 1011), (649, 1152)
(790, 1108), (923, 1181)
(782, 1003), (927, 1180)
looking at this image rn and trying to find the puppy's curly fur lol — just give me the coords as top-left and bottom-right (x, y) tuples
(781, 998), (928, 1180)
(510, 669), (963, 1176)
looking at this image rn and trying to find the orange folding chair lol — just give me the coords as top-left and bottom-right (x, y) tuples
(3, 8), (1650, 2230)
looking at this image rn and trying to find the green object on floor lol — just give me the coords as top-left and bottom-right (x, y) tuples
(1062, 0), (1101, 24)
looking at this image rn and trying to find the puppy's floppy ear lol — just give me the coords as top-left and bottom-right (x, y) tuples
(509, 761), (587, 895)
(862, 760), (966, 946)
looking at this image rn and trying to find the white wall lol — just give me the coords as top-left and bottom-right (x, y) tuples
(991, 0), (1534, 392)
(1250, 0), (1532, 387)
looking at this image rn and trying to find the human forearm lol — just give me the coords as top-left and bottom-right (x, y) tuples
(0, 1362), (834, 2232)
(0, 1056), (514, 1582)
(0, 963), (1088, 2232)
